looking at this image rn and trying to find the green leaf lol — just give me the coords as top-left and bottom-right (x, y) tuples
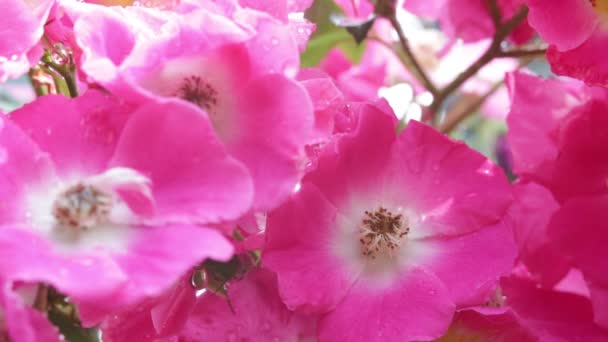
(301, 0), (367, 67)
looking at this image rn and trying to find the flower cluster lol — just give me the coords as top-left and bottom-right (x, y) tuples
(0, 0), (606, 341)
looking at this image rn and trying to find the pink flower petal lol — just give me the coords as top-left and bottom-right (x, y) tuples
(0, 227), (127, 305)
(549, 196), (608, 288)
(74, 6), (136, 83)
(264, 185), (362, 313)
(0, 116), (55, 223)
(551, 99), (608, 199)
(319, 266), (455, 342)
(548, 28), (608, 87)
(506, 71), (586, 182)
(395, 120), (512, 237)
(509, 182), (568, 286)
(228, 74), (313, 211)
(588, 283), (608, 330)
(114, 224), (233, 297)
(10, 91), (132, 178)
(502, 275), (608, 340)
(526, 0), (597, 51)
(420, 222), (517, 307)
(0, 0), (54, 81)
(3, 282), (61, 342)
(440, 307), (536, 341)
(177, 269), (317, 341)
(110, 99), (253, 224)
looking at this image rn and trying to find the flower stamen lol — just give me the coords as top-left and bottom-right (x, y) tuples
(52, 183), (112, 230)
(359, 207), (409, 259)
(176, 75), (219, 113)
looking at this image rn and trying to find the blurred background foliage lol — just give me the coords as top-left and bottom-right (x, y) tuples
(301, 0), (367, 66)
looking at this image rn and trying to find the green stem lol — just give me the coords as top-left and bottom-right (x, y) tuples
(41, 52), (79, 98)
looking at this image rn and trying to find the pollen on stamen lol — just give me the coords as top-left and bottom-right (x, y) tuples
(359, 207), (410, 260)
(175, 75), (219, 113)
(52, 183), (112, 230)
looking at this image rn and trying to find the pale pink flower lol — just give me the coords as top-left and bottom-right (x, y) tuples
(71, 4), (313, 211)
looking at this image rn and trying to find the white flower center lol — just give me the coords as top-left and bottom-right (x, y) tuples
(52, 183), (112, 230)
(48, 167), (153, 232)
(24, 168), (154, 253)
